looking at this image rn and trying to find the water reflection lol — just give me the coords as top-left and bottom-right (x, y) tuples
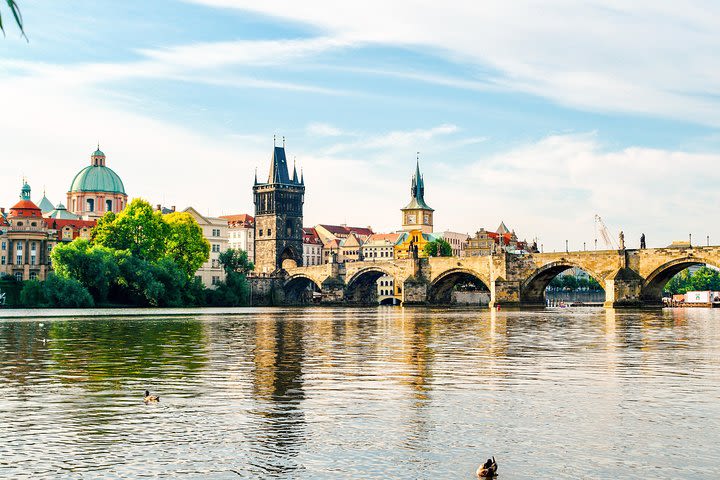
(0, 307), (719, 479)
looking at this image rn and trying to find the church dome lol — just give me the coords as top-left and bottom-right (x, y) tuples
(69, 148), (126, 194)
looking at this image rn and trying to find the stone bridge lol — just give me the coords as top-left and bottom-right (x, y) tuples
(249, 245), (720, 308)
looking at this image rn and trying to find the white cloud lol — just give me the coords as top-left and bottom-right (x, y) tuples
(185, 0), (720, 126)
(306, 122), (345, 137)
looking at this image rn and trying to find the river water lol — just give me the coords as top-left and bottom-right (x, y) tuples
(1, 307), (718, 479)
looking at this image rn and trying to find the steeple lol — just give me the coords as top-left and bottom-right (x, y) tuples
(300, 167), (304, 185)
(266, 145), (291, 184)
(20, 180), (31, 200)
(254, 167), (258, 185)
(292, 157), (298, 183)
(405, 159), (431, 210)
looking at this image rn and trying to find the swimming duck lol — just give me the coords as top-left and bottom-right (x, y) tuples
(143, 390), (160, 403)
(476, 457), (497, 478)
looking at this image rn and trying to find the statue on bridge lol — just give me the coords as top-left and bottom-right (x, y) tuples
(619, 230), (625, 250)
(640, 233), (646, 249)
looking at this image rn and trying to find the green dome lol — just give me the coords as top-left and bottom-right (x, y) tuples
(70, 165), (126, 194)
(93, 149), (105, 156)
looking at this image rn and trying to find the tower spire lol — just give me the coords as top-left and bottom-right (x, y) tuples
(292, 156), (298, 183)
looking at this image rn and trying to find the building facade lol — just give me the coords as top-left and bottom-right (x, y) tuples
(67, 148), (128, 219)
(184, 207), (228, 288)
(362, 233), (401, 261)
(465, 222), (528, 257)
(221, 214), (255, 262)
(401, 161), (434, 234)
(440, 231), (470, 257)
(253, 146), (305, 273)
(0, 183), (56, 281)
(302, 227), (323, 266)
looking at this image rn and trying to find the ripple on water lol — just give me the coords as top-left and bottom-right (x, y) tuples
(0, 307), (719, 479)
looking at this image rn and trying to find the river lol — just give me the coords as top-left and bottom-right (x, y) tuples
(1, 307), (718, 479)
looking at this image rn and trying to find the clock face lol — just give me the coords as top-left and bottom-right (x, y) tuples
(407, 214), (416, 224)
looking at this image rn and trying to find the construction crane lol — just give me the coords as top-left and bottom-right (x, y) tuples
(594, 215), (617, 250)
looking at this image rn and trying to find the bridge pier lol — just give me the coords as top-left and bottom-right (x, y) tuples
(602, 268), (644, 308)
(401, 276), (428, 305)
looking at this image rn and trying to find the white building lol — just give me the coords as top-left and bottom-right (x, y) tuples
(220, 214), (254, 262)
(184, 207), (229, 288)
(303, 227), (323, 266)
(362, 233), (401, 261)
(440, 230), (470, 257)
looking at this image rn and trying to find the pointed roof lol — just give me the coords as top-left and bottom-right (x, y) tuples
(496, 221), (510, 235)
(402, 160), (433, 211)
(45, 203), (81, 220)
(292, 158), (299, 183)
(267, 146), (291, 184)
(38, 194), (55, 213)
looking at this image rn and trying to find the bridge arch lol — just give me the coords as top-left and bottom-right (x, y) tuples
(284, 274), (322, 305)
(428, 268), (490, 304)
(522, 261), (605, 306)
(642, 257), (720, 304)
(345, 266), (394, 305)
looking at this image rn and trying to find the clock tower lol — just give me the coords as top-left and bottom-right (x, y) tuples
(401, 160), (433, 233)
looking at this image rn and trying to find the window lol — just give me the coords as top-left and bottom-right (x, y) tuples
(16, 222), (23, 227)
(212, 276), (220, 285)
(15, 272), (22, 282)
(267, 229), (271, 236)
(212, 244), (221, 253)
(106, 199), (113, 212)
(259, 229), (263, 237)
(86, 198), (95, 212)
(29, 272), (37, 280)
(1, 256), (5, 265)
(17, 243), (22, 251)
(30, 257), (36, 266)
(1, 241), (5, 250)
(17, 255), (22, 265)
(31, 222), (37, 227)
(31, 242), (36, 251)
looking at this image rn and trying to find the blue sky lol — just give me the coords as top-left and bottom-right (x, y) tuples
(2, 1), (720, 249)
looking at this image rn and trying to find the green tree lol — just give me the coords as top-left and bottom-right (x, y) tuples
(51, 239), (119, 302)
(1, 1), (25, 39)
(43, 274), (94, 307)
(209, 249), (254, 306)
(218, 248), (254, 275)
(423, 238), (452, 257)
(20, 279), (48, 307)
(163, 212), (210, 278)
(92, 199), (168, 262)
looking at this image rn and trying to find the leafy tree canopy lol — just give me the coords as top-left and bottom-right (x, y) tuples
(93, 199), (169, 262)
(164, 212), (211, 278)
(423, 238), (453, 257)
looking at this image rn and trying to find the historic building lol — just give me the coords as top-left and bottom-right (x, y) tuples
(221, 214), (255, 262)
(0, 182), (56, 281)
(362, 233), (402, 261)
(184, 207), (229, 288)
(465, 222), (529, 257)
(394, 229), (440, 259)
(440, 231), (470, 257)
(401, 161), (433, 233)
(67, 147), (128, 219)
(302, 227), (323, 266)
(253, 145), (305, 273)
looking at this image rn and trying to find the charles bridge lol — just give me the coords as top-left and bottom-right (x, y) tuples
(250, 245), (720, 308)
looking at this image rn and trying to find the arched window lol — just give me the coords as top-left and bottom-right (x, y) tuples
(106, 199), (113, 212)
(86, 198), (95, 212)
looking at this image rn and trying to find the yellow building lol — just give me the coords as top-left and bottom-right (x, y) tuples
(394, 229), (440, 259)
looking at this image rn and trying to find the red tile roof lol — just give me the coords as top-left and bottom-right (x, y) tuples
(303, 227), (323, 245)
(318, 224), (374, 237)
(220, 213), (254, 227)
(9, 199), (43, 217)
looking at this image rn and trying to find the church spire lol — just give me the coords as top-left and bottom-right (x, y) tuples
(292, 157), (299, 183)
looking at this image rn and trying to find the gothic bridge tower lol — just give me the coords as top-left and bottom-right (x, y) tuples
(253, 143), (305, 274)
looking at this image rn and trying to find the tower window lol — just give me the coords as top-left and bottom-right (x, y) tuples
(86, 198), (95, 212)
(106, 199), (113, 212)
(267, 229), (271, 236)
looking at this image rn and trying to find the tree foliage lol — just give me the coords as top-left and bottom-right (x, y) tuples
(423, 238), (453, 257)
(20, 274), (94, 308)
(164, 212), (211, 278)
(665, 267), (720, 295)
(207, 248), (254, 306)
(92, 199), (169, 262)
(0, 1), (26, 39)
(548, 274), (602, 291)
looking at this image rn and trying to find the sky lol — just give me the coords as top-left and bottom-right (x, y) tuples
(2, 1), (720, 251)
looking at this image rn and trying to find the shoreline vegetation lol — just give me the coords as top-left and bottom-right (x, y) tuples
(0, 199), (254, 309)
